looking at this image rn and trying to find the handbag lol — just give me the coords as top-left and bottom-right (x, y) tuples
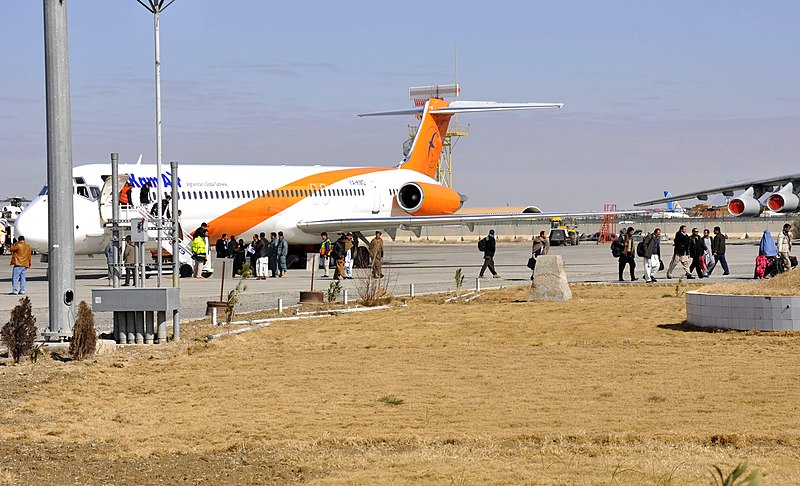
(527, 257), (537, 269)
(658, 259), (664, 271)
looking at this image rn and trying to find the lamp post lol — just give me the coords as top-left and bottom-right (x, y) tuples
(43, 0), (75, 340)
(136, 0), (175, 287)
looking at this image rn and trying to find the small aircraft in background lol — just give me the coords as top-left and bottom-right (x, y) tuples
(648, 191), (693, 219)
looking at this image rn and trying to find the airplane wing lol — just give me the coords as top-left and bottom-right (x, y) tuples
(297, 210), (643, 239)
(634, 173), (800, 206)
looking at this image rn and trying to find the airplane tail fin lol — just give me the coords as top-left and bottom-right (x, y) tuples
(664, 190), (684, 213)
(359, 85), (562, 179)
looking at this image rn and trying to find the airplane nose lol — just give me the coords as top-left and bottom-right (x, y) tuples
(14, 197), (49, 253)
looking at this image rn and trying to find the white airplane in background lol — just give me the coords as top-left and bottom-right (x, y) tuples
(15, 85), (630, 267)
(636, 175), (800, 217)
(648, 191), (693, 219)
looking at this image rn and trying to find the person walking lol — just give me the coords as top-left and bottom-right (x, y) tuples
(688, 227), (706, 278)
(642, 228), (661, 283)
(711, 226), (730, 275)
(139, 181), (152, 207)
(617, 226), (637, 281)
(191, 229), (208, 278)
(319, 232), (332, 278)
(776, 223), (793, 273)
(277, 231), (289, 277)
(702, 229), (715, 275)
(666, 225), (693, 279)
(478, 229), (500, 278)
(529, 230), (549, 279)
(123, 235), (136, 286)
(369, 231), (384, 278)
(9, 236), (31, 295)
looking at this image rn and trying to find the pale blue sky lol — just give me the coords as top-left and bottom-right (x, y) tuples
(1, 1), (798, 210)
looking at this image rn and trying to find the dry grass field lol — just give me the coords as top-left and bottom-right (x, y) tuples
(1, 283), (798, 484)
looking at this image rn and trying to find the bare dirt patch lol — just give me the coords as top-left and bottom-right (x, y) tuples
(1, 285), (798, 484)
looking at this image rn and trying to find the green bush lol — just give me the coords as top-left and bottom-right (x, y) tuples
(1, 296), (38, 364)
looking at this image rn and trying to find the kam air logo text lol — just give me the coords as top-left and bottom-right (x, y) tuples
(127, 172), (183, 188)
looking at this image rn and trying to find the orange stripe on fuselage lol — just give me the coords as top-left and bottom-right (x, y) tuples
(206, 167), (391, 238)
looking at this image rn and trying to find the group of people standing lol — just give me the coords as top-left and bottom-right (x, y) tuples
(318, 231), (385, 280)
(208, 230), (289, 279)
(247, 232), (289, 279)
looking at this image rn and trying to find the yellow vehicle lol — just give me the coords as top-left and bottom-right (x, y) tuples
(549, 217), (580, 246)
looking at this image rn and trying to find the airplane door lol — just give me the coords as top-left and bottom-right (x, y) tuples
(99, 174), (130, 222)
(371, 183), (381, 214)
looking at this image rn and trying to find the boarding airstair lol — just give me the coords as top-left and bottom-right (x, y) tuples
(98, 175), (205, 276)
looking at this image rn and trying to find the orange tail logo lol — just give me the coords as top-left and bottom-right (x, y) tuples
(400, 98), (453, 179)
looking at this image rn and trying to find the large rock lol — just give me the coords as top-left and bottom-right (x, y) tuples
(529, 255), (572, 301)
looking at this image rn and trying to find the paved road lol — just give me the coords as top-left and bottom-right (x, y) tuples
(0, 240), (763, 333)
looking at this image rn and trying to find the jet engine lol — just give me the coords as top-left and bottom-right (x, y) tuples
(766, 183), (800, 213)
(397, 182), (464, 216)
(727, 187), (763, 217)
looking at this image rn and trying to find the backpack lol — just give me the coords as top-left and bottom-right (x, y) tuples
(636, 241), (645, 257)
(611, 237), (623, 258)
(478, 237), (487, 252)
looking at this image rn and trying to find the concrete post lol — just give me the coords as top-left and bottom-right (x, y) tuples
(476, 278), (481, 291)
(111, 153), (120, 288)
(43, 0), (75, 339)
(145, 312), (155, 344)
(171, 161), (180, 341)
(409, 283), (415, 297)
(343, 289), (349, 305)
(278, 298), (283, 314)
(157, 310), (167, 343)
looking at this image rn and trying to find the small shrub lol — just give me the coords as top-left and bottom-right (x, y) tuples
(226, 266), (251, 323)
(29, 343), (46, 364)
(454, 268), (465, 296)
(710, 461), (762, 486)
(378, 395), (404, 406)
(326, 280), (342, 303)
(355, 267), (393, 307)
(69, 301), (97, 361)
(1, 296), (38, 364)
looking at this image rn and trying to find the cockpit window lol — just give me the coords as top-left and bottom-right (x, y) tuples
(39, 185), (48, 196)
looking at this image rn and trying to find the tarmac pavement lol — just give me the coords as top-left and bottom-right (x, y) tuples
(0, 240), (764, 335)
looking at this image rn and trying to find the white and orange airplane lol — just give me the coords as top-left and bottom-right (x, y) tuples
(15, 85), (619, 266)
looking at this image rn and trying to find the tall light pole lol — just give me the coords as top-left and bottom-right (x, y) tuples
(136, 0), (175, 287)
(43, 0), (75, 340)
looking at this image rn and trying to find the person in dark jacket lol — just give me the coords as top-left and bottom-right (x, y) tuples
(267, 232), (279, 277)
(688, 227), (706, 278)
(332, 234), (346, 280)
(139, 181), (152, 207)
(642, 228), (661, 283)
(248, 234), (260, 278)
(227, 235), (237, 259)
(479, 229), (500, 278)
(666, 225), (693, 279)
(711, 226), (730, 275)
(232, 239), (246, 277)
(618, 226), (637, 282)
(215, 233), (228, 258)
